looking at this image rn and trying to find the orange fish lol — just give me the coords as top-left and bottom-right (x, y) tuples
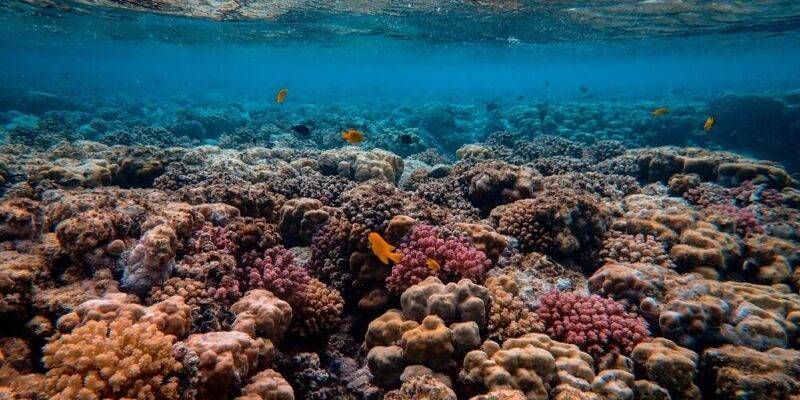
(368, 232), (401, 264)
(703, 116), (715, 132)
(426, 259), (441, 272)
(275, 88), (288, 104)
(651, 107), (670, 117)
(342, 128), (365, 144)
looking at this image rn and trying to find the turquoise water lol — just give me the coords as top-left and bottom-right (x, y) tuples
(3, 1), (800, 100)
(1, 0), (800, 169)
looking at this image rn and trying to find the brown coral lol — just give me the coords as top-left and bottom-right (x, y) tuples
(630, 338), (700, 400)
(182, 331), (275, 400)
(485, 275), (543, 341)
(235, 369), (295, 400)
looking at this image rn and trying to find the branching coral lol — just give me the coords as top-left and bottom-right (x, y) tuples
(387, 224), (491, 294)
(535, 291), (651, 360)
(43, 318), (185, 400)
(485, 275), (543, 342)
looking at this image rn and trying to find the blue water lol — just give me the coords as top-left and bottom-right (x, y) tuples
(1, 0), (800, 169)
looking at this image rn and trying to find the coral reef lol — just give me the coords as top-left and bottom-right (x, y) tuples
(0, 92), (799, 400)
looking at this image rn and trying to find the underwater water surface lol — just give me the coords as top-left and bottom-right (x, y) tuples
(1, 1), (800, 400)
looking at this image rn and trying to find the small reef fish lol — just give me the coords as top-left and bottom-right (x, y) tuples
(703, 116), (715, 132)
(426, 259), (441, 272)
(275, 88), (288, 104)
(342, 128), (365, 144)
(291, 125), (311, 135)
(398, 133), (414, 144)
(651, 107), (670, 117)
(368, 232), (402, 264)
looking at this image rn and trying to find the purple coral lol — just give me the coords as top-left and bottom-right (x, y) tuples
(386, 224), (490, 293)
(535, 290), (651, 360)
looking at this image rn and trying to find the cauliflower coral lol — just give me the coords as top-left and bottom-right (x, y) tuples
(43, 318), (184, 400)
(535, 291), (651, 359)
(386, 224), (490, 293)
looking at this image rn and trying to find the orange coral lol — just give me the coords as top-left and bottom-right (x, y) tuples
(43, 318), (183, 400)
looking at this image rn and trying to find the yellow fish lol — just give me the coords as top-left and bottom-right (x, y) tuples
(426, 259), (441, 272)
(368, 232), (402, 264)
(275, 88), (288, 104)
(651, 107), (670, 117)
(704, 116), (715, 132)
(342, 128), (365, 144)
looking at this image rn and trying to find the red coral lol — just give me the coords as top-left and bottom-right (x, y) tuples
(386, 224), (490, 293)
(535, 291), (651, 360)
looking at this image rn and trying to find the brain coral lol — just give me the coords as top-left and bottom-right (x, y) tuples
(535, 291), (651, 359)
(491, 189), (610, 265)
(43, 318), (184, 400)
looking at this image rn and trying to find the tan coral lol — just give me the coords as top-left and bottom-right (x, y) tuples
(485, 275), (543, 341)
(365, 309), (419, 349)
(630, 338), (700, 400)
(454, 222), (507, 263)
(385, 374), (457, 400)
(0, 197), (40, 240)
(231, 289), (293, 343)
(235, 369), (295, 400)
(400, 277), (491, 329)
(669, 222), (741, 275)
(400, 315), (454, 370)
(182, 331), (274, 400)
(701, 345), (800, 400)
(460, 333), (595, 400)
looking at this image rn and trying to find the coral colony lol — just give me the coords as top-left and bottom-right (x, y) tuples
(0, 91), (800, 400)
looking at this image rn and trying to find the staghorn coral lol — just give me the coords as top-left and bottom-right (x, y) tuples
(43, 318), (184, 400)
(535, 291), (651, 360)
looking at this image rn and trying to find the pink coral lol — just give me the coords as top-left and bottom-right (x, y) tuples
(246, 246), (311, 298)
(706, 204), (764, 236)
(535, 291), (651, 359)
(188, 223), (239, 256)
(386, 224), (490, 294)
